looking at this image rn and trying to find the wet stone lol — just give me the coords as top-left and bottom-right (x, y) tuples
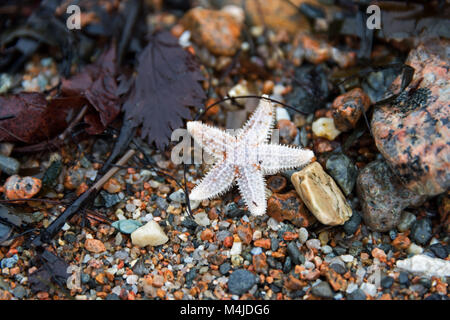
(283, 256), (292, 273)
(225, 203), (245, 218)
(326, 153), (358, 196)
(0, 155), (20, 175)
(98, 191), (121, 208)
(371, 40), (450, 196)
(330, 263), (346, 275)
(347, 288), (367, 300)
(381, 276), (394, 289)
(343, 211), (362, 235)
(267, 191), (315, 227)
(357, 160), (426, 232)
(410, 219), (432, 245)
(429, 243), (448, 259)
(311, 281), (334, 299)
(228, 269), (257, 295)
(219, 262), (231, 275)
(331, 88), (371, 132)
(397, 211), (417, 232)
(287, 242), (305, 265)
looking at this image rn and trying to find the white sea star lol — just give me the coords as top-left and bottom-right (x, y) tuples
(187, 96), (315, 216)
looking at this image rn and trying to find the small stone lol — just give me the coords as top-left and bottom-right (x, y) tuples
(357, 160), (425, 232)
(84, 239), (106, 253)
(331, 88), (371, 131)
(343, 211), (362, 235)
(228, 269), (257, 295)
(266, 175), (287, 193)
(326, 153), (358, 196)
(200, 228), (214, 241)
(277, 119), (298, 145)
(360, 282), (377, 297)
(253, 239), (271, 250)
(131, 220), (169, 247)
(267, 191), (316, 227)
(291, 162), (352, 226)
(287, 242), (304, 265)
(194, 212), (210, 227)
(219, 262), (231, 275)
(407, 243), (424, 255)
(429, 243), (448, 259)
(230, 241), (242, 256)
(298, 227), (308, 244)
(347, 288), (366, 300)
(4, 175), (42, 201)
(311, 281), (334, 299)
(398, 272), (409, 285)
(0, 254), (18, 268)
(397, 211), (417, 232)
(103, 178), (121, 194)
(306, 239), (321, 250)
(396, 254), (450, 278)
(169, 190), (186, 203)
(0, 155), (20, 175)
(111, 220), (142, 235)
(381, 276), (394, 289)
(181, 8), (242, 56)
(12, 285), (26, 299)
(0, 222), (12, 244)
(312, 117), (341, 141)
(410, 219), (432, 245)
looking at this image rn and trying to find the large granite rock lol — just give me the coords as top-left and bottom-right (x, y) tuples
(371, 40), (450, 196)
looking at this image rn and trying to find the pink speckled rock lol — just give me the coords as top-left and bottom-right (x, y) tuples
(372, 40), (450, 196)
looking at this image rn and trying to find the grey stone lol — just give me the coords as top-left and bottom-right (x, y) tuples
(0, 154), (20, 175)
(311, 281), (334, 299)
(326, 153), (358, 196)
(228, 269), (257, 295)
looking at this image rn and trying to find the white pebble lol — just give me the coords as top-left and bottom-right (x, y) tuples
(194, 212), (210, 227)
(360, 282), (377, 297)
(230, 242), (242, 256)
(312, 117), (341, 140)
(298, 227), (308, 243)
(396, 254), (450, 278)
(340, 255), (354, 263)
(306, 239), (321, 250)
(407, 243), (424, 255)
(131, 220), (169, 247)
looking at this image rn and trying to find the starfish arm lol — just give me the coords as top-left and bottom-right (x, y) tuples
(236, 165), (267, 216)
(187, 121), (236, 160)
(189, 161), (236, 201)
(236, 96), (274, 145)
(257, 144), (315, 175)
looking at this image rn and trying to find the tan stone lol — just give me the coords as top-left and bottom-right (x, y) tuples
(131, 220), (169, 247)
(291, 162), (352, 226)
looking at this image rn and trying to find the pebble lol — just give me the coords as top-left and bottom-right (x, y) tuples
(357, 160), (425, 232)
(194, 212), (210, 227)
(0, 155), (20, 175)
(4, 175), (42, 200)
(397, 211), (417, 232)
(84, 239), (106, 254)
(410, 219), (432, 245)
(331, 88), (371, 131)
(306, 239), (321, 250)
(330, 263), (346, 275)
(360, 282), (377, 297)
(311, 281), (334, 299)
(111, 220), (142, 234)
(230, 242), (242, 256)
(312, 117), (341, 141)
(407, 243), (423, 255)
(396, 254), (450, 278)
(342, 211), (362, 235)
(220, 262), (231, 275)
(347, 288), (367, 300)
(291, 162), (352, 226)
(169, 190), (186, 203)
(0, 222), (12, 244)
(340, 255), (354, 263)
(381, 276), (394, 289)
(227, 269), (257, 295)
(130, 220), (169, 247)
(298, 227), (308, 244)
(267, 191), (315, 227)
(1, 254), (18, 268)
(429, 243), (448, 259)
(287, 242), (304, 265)
(326, 153), (358, 196)
(12, 285), (27, 299)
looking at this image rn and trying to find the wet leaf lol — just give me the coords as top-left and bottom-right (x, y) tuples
(123, 31), (206, 150)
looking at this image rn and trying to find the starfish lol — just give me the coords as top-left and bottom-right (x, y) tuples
(187, 96), (314, 216)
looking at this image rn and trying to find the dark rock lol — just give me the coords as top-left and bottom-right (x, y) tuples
(42, 159), (62, 187)
(330, 263), (346, 275)
(311, 281), (334, 299)
(185, 268), (197, 288)
(342, 211), (362, 235)
(424, 293), (449, 300)
(225, 203), (245, 218)
(381, 276), (394, 289)
(429, 243), (448, 259)
(106, 293), (121, 300)
(228, 269), (257, 295)
(357, 160), (426, 232)
(271, 237), (279, 252)
(283, 256), (292, 273)
(81, 273), (90, 284)
(0, 154), (20, 175)
(286, 64), (329, 114)
(219, 262), (231, 275)
(0, 222), (12, 244)
(287, 242), (305, 265)
(326, 153), (358, 196)
(411, 219), (432, 245)
(12, 285), (27, 299)
(181, 218), (198, 230)
(371, 40), (450, 196)
(299, 3), (325, 19)
(331, 88), (371, 132)
(132, 258), (149, 276)
(347, 288), (367, 300)
(98, 190), (121, 208)
(398, 272), (409, 285)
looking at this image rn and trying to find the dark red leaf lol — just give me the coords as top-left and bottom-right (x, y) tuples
(123, 31), (205, 150)
(0, 92), (83, 144)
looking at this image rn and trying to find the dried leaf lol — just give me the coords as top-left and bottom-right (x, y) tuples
(123, 31), (205, 150)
